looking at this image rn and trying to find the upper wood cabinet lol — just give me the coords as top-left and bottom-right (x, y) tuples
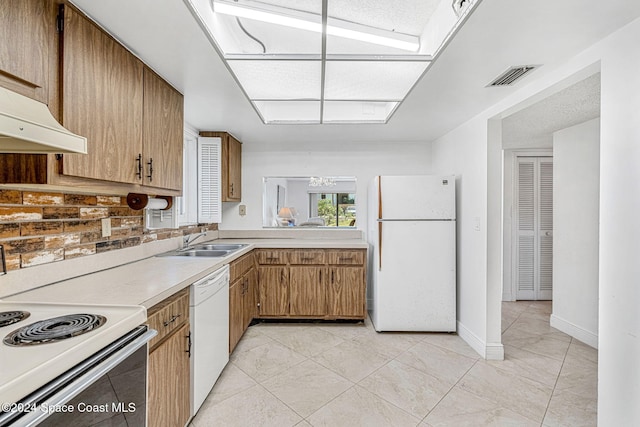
(142, 67), (184, 191)
(225, 134), (242, 201)
(0, 0), (53, 103)
(60, 5), (143, 185)
(199, 131), (242, 201)
(60, 6), (183, 191)
(0, 2), (184, 195)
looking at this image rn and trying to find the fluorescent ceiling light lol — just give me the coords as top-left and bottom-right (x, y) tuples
(212, 0), (420, 52)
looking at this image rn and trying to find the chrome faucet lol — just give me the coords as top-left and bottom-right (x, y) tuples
(183, 232), (206, 248)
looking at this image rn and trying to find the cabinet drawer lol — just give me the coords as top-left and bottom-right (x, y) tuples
(327, 250), (365, 265)
(289, 250), (325, 265)
(230, 252), (254, 282)
(147, 288), (190, 350)
(256, 250), (288, 265)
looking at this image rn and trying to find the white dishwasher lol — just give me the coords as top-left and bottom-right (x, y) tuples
(190, 264), (230, 415)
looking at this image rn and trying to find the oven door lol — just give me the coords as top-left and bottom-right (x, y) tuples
(0, 326), (156, 427)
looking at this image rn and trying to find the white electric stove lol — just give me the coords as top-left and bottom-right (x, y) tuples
(0, 301), (147, 415)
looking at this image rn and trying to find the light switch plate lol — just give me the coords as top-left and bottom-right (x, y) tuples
(101, 218), (112, 237)
(239, 205), (247, 216)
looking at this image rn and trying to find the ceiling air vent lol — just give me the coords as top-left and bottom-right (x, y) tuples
(487, 65), (538, 87)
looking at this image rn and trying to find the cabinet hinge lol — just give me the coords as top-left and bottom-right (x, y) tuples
(57, 5), (64, 33)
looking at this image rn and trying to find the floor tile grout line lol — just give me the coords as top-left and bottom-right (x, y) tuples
(202, 360), (260, 408)
(300, 382), (358, 424)
(540, 336), (573, 425)
(416, 357), (482, 425)
(252, 348), (363, 424)
(195, 301), (595, 426)
(488, 343), (566, 389)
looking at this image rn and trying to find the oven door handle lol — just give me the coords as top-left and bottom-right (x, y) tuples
(3, 326), (157, 427)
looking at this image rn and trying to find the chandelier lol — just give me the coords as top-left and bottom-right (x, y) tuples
(309, 176), (336, 187)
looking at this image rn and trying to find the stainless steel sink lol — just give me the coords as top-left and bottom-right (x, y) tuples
(191, 243), (247, 251)
(159, 249), (231, 258)
(158, 242), (247, 258)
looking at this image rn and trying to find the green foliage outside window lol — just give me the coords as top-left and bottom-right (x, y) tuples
(317, 194), (356, 227)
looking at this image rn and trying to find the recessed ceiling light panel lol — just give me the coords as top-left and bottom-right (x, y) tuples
(204, 0), (479, 124)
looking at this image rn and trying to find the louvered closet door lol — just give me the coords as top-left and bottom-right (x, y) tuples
(197, 137), (222, 223)
(515, 157), (553, 300)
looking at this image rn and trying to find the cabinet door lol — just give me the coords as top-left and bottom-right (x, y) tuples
(224, 135), (242, 201)
(229, 279), (244, 353)
(327, 267), (365, 317)
(143, 67), (183, 190)
(60, 6), (143, 184)
(290, 266), (326, 316)
(243, 268), (257, 329)
(0, 0), (51, 103)
(148, 323), (190, 427)
(258, 266), (289, 316)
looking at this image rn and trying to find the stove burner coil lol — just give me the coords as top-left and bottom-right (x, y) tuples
(0, 311), (30, 328)
(3, 313), (106, 346)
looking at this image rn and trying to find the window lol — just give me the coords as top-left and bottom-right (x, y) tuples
(313, 193), (356, 227)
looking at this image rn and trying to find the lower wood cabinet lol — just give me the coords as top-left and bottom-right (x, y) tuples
(257, 265), (289, 316)
(229, 252), (257, 353)
(148, 322), (190, 427)
(290, 266), (326, 316)
(327, 266), (366, 317)
(147, 288), (191, 427)
(229, 279), (244, 354)
(256, 248), (366, 320)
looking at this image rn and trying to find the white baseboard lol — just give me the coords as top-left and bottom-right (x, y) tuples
(485, 343), (505, 360)
(550, 314), (598, 349)
(502, 291), (514, 302)
(457, 321), (504, 360)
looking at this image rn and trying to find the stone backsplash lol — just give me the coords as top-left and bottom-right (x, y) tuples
(0, 189), (217, 271)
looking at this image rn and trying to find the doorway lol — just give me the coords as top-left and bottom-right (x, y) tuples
(513, 156), (553, 300)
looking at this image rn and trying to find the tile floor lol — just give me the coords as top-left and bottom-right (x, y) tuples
(190, 302), (597, 426)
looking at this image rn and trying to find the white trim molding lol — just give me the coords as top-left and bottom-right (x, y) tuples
(550, 314), (598, 349)
(457, 321), (505, 360)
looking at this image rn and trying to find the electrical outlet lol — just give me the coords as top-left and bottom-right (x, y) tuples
(239, 205), (247, 216)
(473, 216), (481, 232)
(101, 218), (112, 237)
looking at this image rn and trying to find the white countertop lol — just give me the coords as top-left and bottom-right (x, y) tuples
(5, 238), (368, 309)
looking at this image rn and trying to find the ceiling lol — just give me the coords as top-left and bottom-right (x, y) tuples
(502, 73), (602, 148)
(69, 0), (640, 147)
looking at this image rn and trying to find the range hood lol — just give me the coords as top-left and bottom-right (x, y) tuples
(0, 86), (87, 154)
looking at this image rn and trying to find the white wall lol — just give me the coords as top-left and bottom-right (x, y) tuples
(596, 19), (640, 425)
(550, 118), (600, 348)
(431, 15), (640, 425)
(220, 141), (432, 230)
(430, 118), (490, 357)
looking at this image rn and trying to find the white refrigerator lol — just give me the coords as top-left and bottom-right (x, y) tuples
(367, 175), (456, 332)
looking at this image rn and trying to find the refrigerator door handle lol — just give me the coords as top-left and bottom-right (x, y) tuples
(378, 221), (383, 271)
(378, 176), (383, 270)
